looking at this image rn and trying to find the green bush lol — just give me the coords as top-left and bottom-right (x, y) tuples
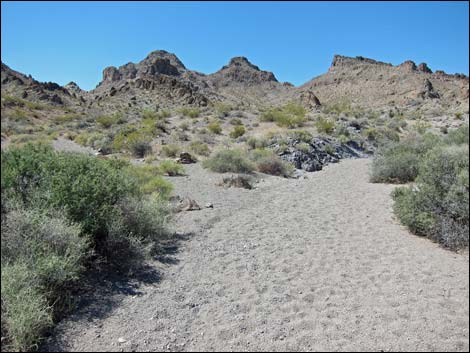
(207, 120), (222, 134)
(161, 144), (181, 158)
(203, 149), (254, 173)
(315, 116), (336, 134)
(1, 144), (174, 350)
(229, 125), (246, 139)
(370, 133), (440, 183)
(247, 136), (269, 149)
(104, 195), (172, 265)
(214, 103), (233, 117)
(125, 164), (173, 197)
(250, 149), (294, 177)
(230, 118), (243, 126)
(445, 124), (469, 145)
(96, 113), (125, 128)
(178, 107), (200, 118)
(158, 160), (185, 176)
(393, 145), (469, 249)
(1, 144), (137, 243)
(260, 103), (306, 128)
(129, 138), (152, 158)
(1, 208), (88, 351)
(190, 141), (210, 156)
(113, 129), (152, 156)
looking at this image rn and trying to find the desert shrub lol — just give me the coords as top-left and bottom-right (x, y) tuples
(315, 116), (335, 134)
(1, 208), (88, 351)
(207, 120), (222, 134)
(337, 134), (351, 144)
(156, 109), (171, 119)
(125, 164), (173, 197)
(129, 138), (152, 158)
(247, 136), (269, 149)
(190, 141), (210, 156)
(179, 121), (190, 131)
(296, 142), (310, 153)
(203, 149), (254, 173)
(105, 195), (172, 264)
(445, 124), (469, 145)
(364, 127), (379, 141)
(393, 145), (469, 249)
(96, 113), (125, 128)
(454, 112), (463, 120)
(230, 118), (243, 126)
(55, 113), (81, 124)
(73, 132), (100, 146)
(1, 145), (174, 349)
(214, 103), (233, 117)
(378, 127), (400, 143)
(178, 107), (200, 118)
(141, 109), (158, 120)
(260, 103), (306, 128)
(370, 133), (440, 183)
(249, 149), (294, 177)
(161, 144), (181, 158)
(323, 144), (336, 155)
(113, 129), (152, 156)
(287, 129), (313, 143)
(1, 144), (137, 244)
(158, 160), (185, 176)
(283, 102), (306, 117)
(229, 125), (246, 139)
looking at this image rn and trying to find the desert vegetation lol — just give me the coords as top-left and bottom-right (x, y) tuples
(371, 125), (469, 249)
(1, 143), (173, 351)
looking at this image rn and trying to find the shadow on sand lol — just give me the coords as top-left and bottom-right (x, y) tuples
(40, 231), (193, 352)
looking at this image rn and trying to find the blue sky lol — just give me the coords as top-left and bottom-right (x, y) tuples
(1, 1), (468, 90)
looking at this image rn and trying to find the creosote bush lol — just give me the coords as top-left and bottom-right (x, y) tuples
(393, 144), (469, 249)
(370, 132), (440, 183)
(207, 120), (222, 134)
(203, 149), (254, 173)
(229, 125), (246, 139)
(249, 148), (294, 177)
(158, 160), (185, 176)
(1, 143), (173, 350)
(260, 103), (306, 128)
(315, 116), (336, 134)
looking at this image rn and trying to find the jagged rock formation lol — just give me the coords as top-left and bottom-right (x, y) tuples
(1, 62), (73, 106)
(300, 54), (468, 111)
(1, 51), (468, 114)
(208, 57), (277, 87)
(299, 89), (321, 110)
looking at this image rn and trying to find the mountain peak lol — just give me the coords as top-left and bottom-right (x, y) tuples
(211, 56), (278, 85)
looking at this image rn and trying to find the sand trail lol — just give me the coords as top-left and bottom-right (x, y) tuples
(46, 159), (469, 352)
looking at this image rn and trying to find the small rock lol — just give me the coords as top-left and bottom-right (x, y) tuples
(205, 202), (214, 209)
(176, 152), (196, 164)
(176, 197), (201, 212)
(118, 337), (127, 344)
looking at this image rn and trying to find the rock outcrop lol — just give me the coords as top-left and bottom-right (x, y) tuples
(208, 56), (278, 87)
(269, 136), (370, 172)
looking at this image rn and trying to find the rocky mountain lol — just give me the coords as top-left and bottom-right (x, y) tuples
(1, 51), (468, 115)
(1, 62), (83, 107)
(298, 55), (469, 114)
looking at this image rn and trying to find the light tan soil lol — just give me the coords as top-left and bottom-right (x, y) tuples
(45, 159), (469, 352)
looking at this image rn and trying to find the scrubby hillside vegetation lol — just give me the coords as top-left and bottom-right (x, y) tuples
(1, 50), (469, 351)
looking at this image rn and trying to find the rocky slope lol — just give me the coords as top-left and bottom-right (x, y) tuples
(298, 55), (469, 114)
(1, 50), (468, 116)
